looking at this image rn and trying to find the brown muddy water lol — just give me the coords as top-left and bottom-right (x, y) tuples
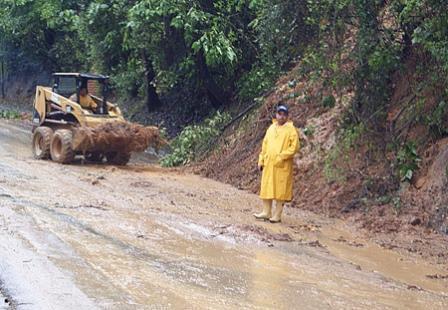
(0, 120), (447, 309)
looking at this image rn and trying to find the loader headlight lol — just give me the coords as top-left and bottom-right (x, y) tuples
(66, 106), (72, 113)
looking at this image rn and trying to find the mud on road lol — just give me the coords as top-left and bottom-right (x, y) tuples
(0, 119), (447, 309)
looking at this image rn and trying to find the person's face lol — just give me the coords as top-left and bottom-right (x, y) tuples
(276, 111), (288, 125)
(80, 88), (88, 96)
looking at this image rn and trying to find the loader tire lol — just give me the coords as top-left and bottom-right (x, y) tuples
(32, 126), (53, 159)
(51, 129), (74, 164)
(106, 152), (131, 166)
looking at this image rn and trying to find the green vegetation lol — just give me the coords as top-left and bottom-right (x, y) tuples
(396, 141), (421, 183)
(1, 0), (448, 177)
(161, 111), (231, 167)
(426, 100), (448, 137)
(1, 1), (446, 113)
(0, 0), (314, 112)
(0, 109), (20, 120)
(392, 196), (402, 214)
(322, 95), (336, 109)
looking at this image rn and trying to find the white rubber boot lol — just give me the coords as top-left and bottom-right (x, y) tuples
(254, 199), (272, 220)
(269, 201), (285, 223)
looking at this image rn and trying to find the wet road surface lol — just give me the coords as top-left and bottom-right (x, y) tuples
(0, 120), (447, 309)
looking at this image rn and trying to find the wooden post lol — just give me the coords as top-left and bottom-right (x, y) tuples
(141, 50), (161, 112)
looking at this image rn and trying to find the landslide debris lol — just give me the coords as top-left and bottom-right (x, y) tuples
(72, 122), (166, 154)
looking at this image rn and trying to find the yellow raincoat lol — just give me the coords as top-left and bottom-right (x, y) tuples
(69, 93), (98, 110)
(79, 94), (97, 110)
(258, 120), (299, 201)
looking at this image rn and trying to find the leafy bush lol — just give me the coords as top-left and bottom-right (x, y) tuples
(426, 100), (448, 137)
(322, 95), (336, 108)
(399, 1), (448, 71)
(237, 62), (279, 103)
(396, 142), (421, 182)
(0, 109), (20, 120)
(161, 112), (231, 167)
(250, 0), (314, 69)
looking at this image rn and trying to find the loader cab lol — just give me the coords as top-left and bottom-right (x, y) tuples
(52, 73), (110, 115)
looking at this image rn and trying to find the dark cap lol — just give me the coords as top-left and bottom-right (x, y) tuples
(276, 104), (289, 114)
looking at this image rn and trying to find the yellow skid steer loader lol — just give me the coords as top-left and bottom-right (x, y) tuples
(32, 73), (161, 165)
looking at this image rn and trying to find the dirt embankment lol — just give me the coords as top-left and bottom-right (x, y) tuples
(0, 73), (51, 109)
(195, 48), (448, 264)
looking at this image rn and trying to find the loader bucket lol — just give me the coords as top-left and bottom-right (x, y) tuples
(72, 121), (164, 155)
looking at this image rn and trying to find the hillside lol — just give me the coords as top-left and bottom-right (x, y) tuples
(196, 45), (448, 263)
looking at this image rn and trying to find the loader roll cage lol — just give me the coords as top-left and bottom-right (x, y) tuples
(52, 73), (110, 115)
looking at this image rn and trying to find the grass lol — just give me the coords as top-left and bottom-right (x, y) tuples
(0, 109), (21, 120)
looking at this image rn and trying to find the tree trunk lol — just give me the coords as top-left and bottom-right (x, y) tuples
(402, 24), (414, 59)
(195, 0), (227, 107)
(141, 51), (161, 112)
(196, 52), (227, 108)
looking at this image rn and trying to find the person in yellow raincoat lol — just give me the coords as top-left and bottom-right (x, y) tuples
(69, 86), (98, 111)
(254, 104), (299, 223)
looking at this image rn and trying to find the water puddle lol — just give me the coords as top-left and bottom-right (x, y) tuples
(318, 225), (448, 294)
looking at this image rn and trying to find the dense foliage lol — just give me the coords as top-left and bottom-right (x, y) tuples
(1, 0), (448, 168)
(2, 1), (447, 111)
(161, 111), (231, 166)
(0, 0), (314, 112)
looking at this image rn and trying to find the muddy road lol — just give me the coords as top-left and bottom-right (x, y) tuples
(0, 120), (447, 309)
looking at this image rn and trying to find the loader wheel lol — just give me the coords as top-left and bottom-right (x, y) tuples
(32, 126), (53, 159)
(51, 129), (74, 164)
(106, 152), (131, 166)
